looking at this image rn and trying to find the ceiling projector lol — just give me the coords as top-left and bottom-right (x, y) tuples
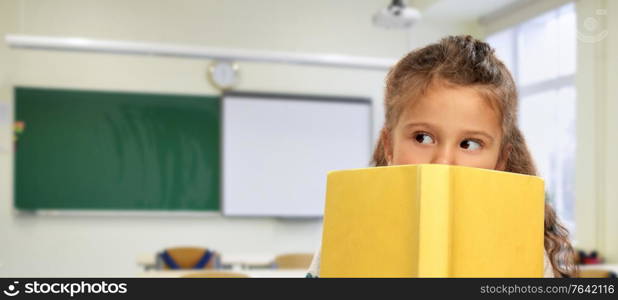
(372, 0), (421, 29)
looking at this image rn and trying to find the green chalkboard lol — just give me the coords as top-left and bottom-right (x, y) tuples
(14, 87), (220, 211)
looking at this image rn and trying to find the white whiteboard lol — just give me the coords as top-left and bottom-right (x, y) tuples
(222, 92), (372, 217)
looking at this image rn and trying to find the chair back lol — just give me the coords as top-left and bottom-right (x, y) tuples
(159, 247), (220, 269)
(273, 253), (314, 269)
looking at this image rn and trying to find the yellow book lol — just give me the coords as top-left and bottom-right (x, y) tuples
(319, 164), (545, 277)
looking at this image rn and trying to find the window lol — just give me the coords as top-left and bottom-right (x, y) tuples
(486, 3), (576, 234)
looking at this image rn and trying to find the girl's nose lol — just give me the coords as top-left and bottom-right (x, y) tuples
(431, 145), (455, 165)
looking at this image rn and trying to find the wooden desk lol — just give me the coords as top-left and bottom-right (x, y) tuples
(579, 264), (618, 274)
(138, 269), (307, 278)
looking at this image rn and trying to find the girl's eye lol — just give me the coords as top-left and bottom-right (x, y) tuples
(460, 139), (481, 151)
(414, 133), (434, 144)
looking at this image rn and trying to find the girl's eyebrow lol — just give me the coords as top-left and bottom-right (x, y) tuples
(402, 122), (435, 130)
(461, 130), (495, 143)
(403, 122), (495, 143)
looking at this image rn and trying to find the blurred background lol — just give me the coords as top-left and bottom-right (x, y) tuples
(0, 0), (616, 277)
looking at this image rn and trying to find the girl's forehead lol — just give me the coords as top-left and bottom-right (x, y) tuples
(398, 84), (502, 134)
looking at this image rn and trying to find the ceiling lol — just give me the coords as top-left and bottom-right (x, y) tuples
(410, 0), (526, 22)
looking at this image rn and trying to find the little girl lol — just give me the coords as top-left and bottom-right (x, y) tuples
(307, 35), (577, 278)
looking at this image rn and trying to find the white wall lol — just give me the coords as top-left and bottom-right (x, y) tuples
(409, 19), (480, 48)
(575, 0), (618, 263)
(0, 0), (415, 277)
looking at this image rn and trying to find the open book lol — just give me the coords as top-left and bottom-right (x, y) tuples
(320, 164), (544, 277)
